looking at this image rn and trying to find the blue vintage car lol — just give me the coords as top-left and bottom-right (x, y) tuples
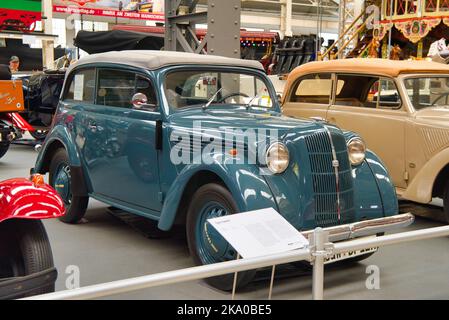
(32, 51), (413, 290)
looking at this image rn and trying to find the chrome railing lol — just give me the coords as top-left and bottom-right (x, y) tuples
(25, 213), (449, 300)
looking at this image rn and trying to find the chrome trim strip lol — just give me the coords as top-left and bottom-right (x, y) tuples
(301, 213), (415, 242)
(323, 126), (341, 221)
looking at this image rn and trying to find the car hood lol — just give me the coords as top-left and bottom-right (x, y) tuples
(167, 107), (325, 137)
(415, 107), (449, 125)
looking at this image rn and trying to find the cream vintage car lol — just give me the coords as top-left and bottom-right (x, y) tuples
(282, 58), (449, 220)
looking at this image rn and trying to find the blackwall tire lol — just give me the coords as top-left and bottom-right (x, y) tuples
(186, 183), (256, 291)
(0, 219), (55, 297)
(49, 148), (88, 224)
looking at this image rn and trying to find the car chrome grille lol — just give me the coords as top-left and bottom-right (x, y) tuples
(304, 131), (355, 227)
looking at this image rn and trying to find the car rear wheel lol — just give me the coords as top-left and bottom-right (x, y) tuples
(186, 183), (256, 291)
(0, 219), (55, 298)
(49, 148), (88, 224)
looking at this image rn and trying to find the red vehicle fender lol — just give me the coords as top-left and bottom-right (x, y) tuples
(0, 178), (65, 223)
(8, 113), (35, 132)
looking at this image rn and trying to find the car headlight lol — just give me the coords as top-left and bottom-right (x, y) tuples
(347, 137), (366, 166)
(265, 142), (289, 174)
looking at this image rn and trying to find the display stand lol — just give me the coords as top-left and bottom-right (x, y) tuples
(231, 253), (240, 300)
(230, 254), (277, 300)
(208, 207), (309, 300)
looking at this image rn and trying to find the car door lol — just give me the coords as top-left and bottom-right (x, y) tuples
(327, 74), (407, 189)
(61, 67), (104, 187)
(90, 68), (162, 212)
(282, 73), (332, 121)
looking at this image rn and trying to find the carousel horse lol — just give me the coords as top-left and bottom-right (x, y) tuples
(390, 44), (402, 60)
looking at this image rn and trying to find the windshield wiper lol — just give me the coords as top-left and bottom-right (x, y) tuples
(245, 93), (265, 110)
(202, 88), (223, 110)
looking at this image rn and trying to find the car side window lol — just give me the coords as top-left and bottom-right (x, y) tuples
(334, 74), (401, 109)
(289, 73), (332, 104)
(96, 69), (136, 108)
(65, 68), (96, 103)
(335, 74), (376, 107)
(366, 78), (401, 109)
(135, 76), (157, 107)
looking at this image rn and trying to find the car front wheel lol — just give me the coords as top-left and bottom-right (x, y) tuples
(186, 183), (256, 291)
(0, 219), (55, 298)
(49, 148), (88, 224)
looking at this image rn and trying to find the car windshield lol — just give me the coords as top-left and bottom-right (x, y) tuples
(164, 70), (274, 110)
(404, 76), (449, 110)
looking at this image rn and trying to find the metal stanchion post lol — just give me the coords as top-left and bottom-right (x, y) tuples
(231, 253), (240, 300)
(311, 228), (327, 300)
(268, 265), (276, 300)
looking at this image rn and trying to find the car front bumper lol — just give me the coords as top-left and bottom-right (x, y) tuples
(301, 213), (415, 242)
(0, 267), (57, 300)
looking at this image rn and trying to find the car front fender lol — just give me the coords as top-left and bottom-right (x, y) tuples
(354, 150), (399, 219)
(0, 178), (65, 223)
(402, 147), (449, 204)
(342, 130), (398, 218)
(158, 160), (278, 231)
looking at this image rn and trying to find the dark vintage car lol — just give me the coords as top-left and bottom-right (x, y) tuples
(22, 70), (66, 140)
(33, 51), (413, 290)
(0, 174), (65, 299)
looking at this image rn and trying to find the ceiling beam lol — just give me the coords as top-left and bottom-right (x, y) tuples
(241, 0), (339, 10)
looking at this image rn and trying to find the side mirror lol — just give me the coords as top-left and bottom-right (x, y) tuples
(131, 93), (157, 110)
(277, 93), (282, 104)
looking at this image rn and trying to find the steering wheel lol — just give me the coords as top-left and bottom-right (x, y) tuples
(217, 92), (249, 103)
(431, 91), (449, 106)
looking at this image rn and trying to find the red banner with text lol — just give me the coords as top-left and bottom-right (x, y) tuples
(53, 0), (164, 21)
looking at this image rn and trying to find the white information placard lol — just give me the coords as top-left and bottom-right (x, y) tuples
(208, 207), (309, 259)
(73, 74), (84, 101)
